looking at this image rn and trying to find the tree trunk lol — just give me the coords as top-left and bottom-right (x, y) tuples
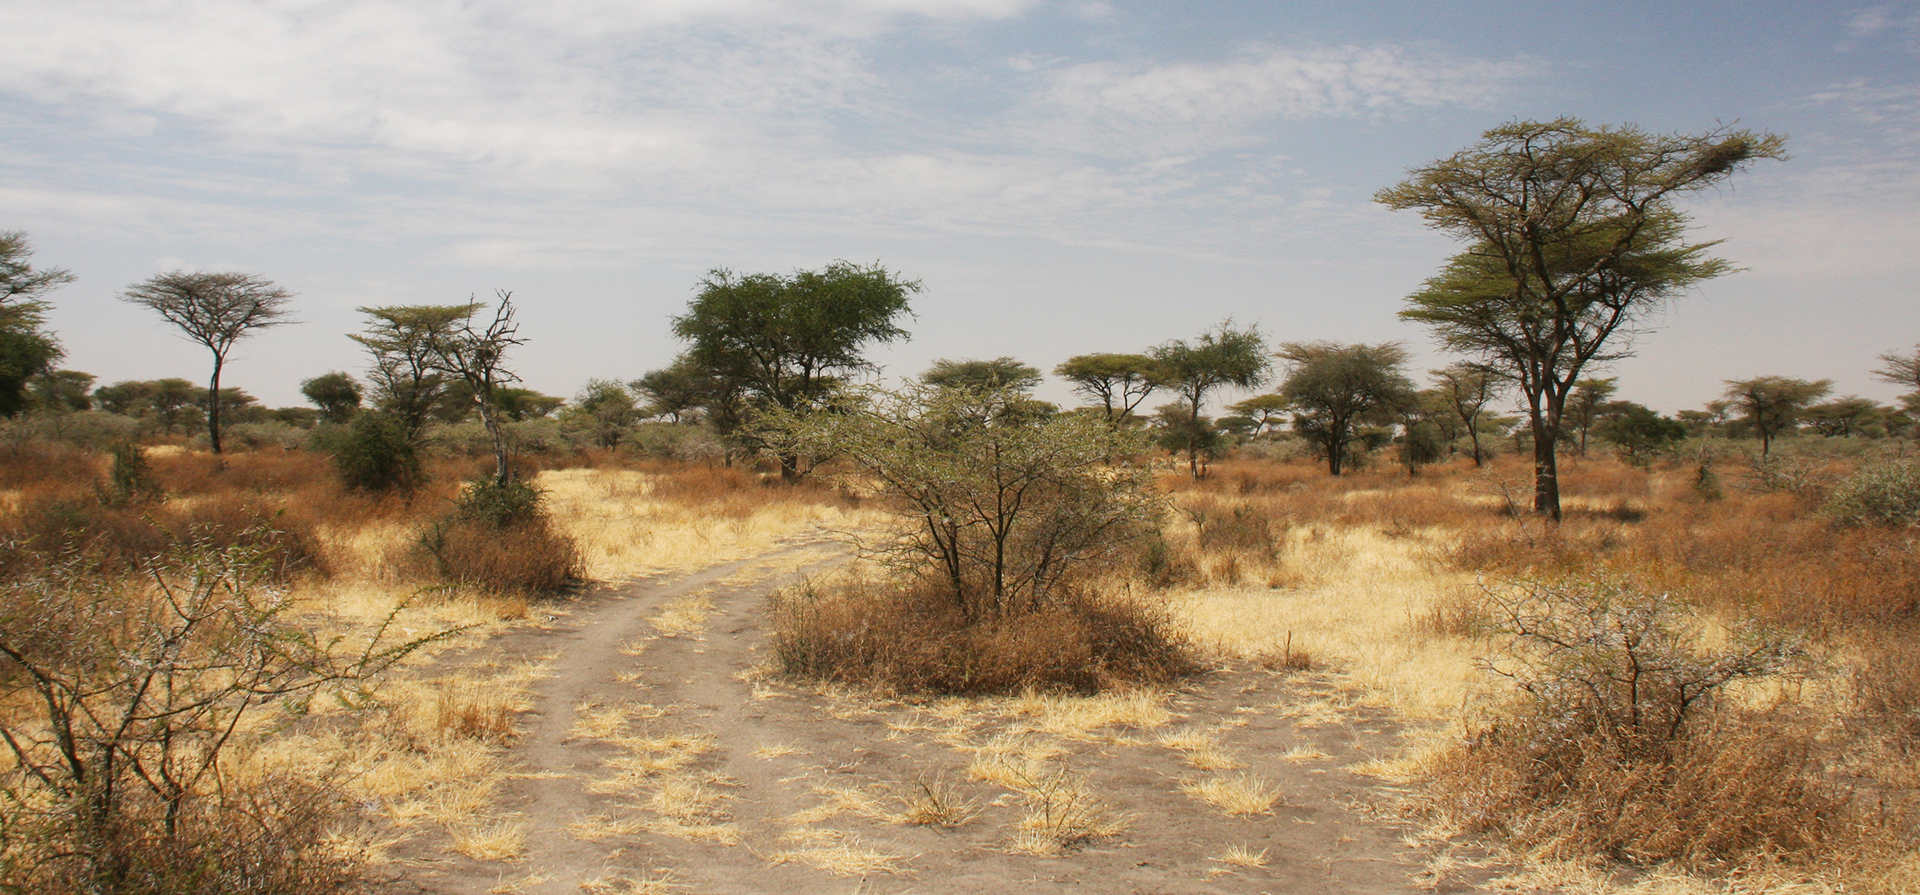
(1468, 423), (1485, 467)
(1530, 412), (1562, 521)
(206, 357), (224, 455)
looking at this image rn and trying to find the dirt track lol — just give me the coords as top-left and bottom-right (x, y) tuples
(397, 534), (1496, 894)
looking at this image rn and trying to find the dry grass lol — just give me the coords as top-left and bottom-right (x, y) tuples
(537, 466), (872, 582)
(1210, 844), (1271, 869)
(766, 834), (907, 876)
(1179, 773), (1280, 815)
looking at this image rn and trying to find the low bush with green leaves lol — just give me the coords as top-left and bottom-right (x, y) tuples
(1824, 459), (1920, 528)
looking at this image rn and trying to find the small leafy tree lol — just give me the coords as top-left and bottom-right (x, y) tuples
(1723, 376), (1831, 456)
(1055, 353), (1163, 427)
(1598, 403), (1687, 468)
(1151, 322), (1269, 479)
(778, 384), (1162, 623)
(350, 304), (470, 442)
(332, 411), (423, 493)
(921, 357), (1043, 393)
(299, 371), (362, 424)
(562, 379), (640, 449)
(1277, 341), (1415, 475)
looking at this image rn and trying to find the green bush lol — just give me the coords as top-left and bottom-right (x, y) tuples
(331, 412), (422, 493)
(98, 441), (164, 508)
(1824, 459), (1920, 527)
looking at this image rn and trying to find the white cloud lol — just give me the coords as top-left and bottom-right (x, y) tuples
(1023, 43), (1536, 156)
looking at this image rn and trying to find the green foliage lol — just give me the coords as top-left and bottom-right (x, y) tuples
(331, 411), (423, 493)
(453, 475), (545, 528)
(99, 441), (164, 508)
(1054, 352), (1163, 426)
(1598, 403), (1687, 468)
(1151, 321), (1268, 478)
(1277, 341), (1415, 475)
(670, 261), (918, 476)
(1824, 459), (1920, 528)
(1723, 376), (1832, 456)
(921, 356), (1042, 393)
(560, 378), (639, 449)
(351, 304), (469, 440)
(1382, 119), (1784, 518)
(299, 371), (362, 424)
(777, 383), (1163, 623)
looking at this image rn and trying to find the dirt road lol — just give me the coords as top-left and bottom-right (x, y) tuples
(397, 533), (1492, 894)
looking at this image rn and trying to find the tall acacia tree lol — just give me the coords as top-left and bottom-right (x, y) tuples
(1151, 321), (1269, 479)
(1379, 119), (1784, 520)
(121, 271), (295, 454)
(671, 261), (918, 479)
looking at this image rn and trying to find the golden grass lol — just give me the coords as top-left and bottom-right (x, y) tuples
(649, 588), (716, 637)
(536, 468), (874, 582)
(1170, 522), (1491, 723)
(1180, 773), (1280, 815)
(1211, 844), (1271, 868)
(766, 835), (907, 876)
(447, 819), (529, 861)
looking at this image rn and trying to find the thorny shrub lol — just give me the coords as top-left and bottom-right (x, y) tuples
(0, 543), (430, 894)
(1422, 577), (1853, 867)
(1825, 459), (1920, 528)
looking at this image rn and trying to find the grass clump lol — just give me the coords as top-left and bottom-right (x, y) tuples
(773, 576), (1193, 695)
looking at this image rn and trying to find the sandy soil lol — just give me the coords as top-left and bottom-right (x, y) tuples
(393, 533), (1501, 894)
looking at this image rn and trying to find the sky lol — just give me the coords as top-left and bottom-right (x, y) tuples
(2, 0), (1917, 416)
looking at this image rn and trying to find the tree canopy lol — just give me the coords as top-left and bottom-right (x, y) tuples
(120, 271), (295, 453)
(1054, 353), (1164, 426)
(1724, 375), (1832, 456)
(671, 261), (918, 477)
(1151, 321), (1268, 478)
(1380, 118), (1784, 519)
(1277, 341), (1416, 475)
(0, 231), (72, 418)
(921, 357), (1042, 393)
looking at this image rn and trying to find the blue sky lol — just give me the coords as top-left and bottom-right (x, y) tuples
(3, 1), (1917, 415)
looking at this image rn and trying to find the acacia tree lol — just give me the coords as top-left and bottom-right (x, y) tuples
(1431, 363), (1502, 466)
(1054, 353), (1163, 427)
(921, 357), (1042, 393)
(1277, 341), (1416, 475)
(671, 261), (919, 479)
(0, 231), (73, 417)
(1227, 393), (1290, 436)
(1565, 377), (1619, 457)
(1379, 119), (1784, 520)
(121, 272), (295, 454)
(1151, 322), (1269, 479)
(425, 293), (525, 485)
(351, 304), (471, 442)
(1724, 376), (1831, 456)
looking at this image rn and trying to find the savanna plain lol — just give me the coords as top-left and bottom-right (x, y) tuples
(4, 434), (1920, 895)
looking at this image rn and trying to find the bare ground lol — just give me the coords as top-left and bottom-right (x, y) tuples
(390, 533), (1503, 894)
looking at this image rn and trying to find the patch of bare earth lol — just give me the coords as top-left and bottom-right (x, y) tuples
(392, 535), (1496, 894)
